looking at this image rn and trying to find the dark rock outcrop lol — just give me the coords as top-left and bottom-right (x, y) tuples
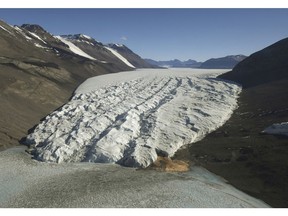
(219, 38), (288, 88)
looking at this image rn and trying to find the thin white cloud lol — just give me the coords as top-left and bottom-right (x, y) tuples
(120, 36), (128, 41)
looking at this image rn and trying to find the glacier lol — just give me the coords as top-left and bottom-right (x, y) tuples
(25, 68), (241, 167)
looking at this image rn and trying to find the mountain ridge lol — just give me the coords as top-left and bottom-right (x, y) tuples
(219, 38), (288, 88)
(146, 55), (246, 69)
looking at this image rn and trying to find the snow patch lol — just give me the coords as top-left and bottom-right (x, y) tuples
(34, 43), (47, 49)
(104, 46), (135, 68)
(0, 24), (13, 36)
(83, 40), (94, 46)
(27, 31), (47, 44)
(115, 43), (124, 47)
(81, 34), (92, 40)
(100, 60), (108, 64)
(26, 69), (241, 167)
(262, 122), (288, 136)
(14, 26), (33, 40)
(55, 36), (96, 60)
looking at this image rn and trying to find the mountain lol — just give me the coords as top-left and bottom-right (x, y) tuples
(145, 59), (202, 68)
(219, 38), (288, 88)
(0, 20), (154, 150)
(58, 34), (157, 69)
(145, 55), (246, 69)
(200, 55), (246, 69)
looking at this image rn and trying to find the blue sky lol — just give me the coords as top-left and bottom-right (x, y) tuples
(1, 8), (288, 61)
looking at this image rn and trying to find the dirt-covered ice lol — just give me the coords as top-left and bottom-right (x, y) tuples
(25, 68), (241, 167)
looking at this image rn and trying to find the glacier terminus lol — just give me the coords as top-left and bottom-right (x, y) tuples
(25, 68), (241, 167)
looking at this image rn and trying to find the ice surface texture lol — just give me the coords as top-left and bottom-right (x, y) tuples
(26, 69), (241, 167)
(0, 146), (269, 207)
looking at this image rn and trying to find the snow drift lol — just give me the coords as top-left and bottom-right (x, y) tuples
(25, 69), (241, 167)
(262, 122), (288, 136)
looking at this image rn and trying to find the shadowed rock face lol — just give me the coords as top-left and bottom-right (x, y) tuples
(219, 37), (288, 88)
(0, 20), (152, 150)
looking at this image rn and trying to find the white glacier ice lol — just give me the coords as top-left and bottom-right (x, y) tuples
(26, 68), (241, 167)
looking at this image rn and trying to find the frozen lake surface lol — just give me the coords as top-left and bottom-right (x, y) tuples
(0, 146), (269, 208)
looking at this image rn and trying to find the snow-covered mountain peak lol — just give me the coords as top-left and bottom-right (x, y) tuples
(80, 34), (92, 40)
(107, 43), (127, 49)
(62, 34), (89, 40)
(61, 34), (102, 46)
(115, 43), (124, 47)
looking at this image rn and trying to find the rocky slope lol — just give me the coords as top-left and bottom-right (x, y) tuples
(219, 38), (288, 87)
(0, 20), (154, 150)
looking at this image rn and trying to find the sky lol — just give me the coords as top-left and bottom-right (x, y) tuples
(1, 8), (288, 61)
